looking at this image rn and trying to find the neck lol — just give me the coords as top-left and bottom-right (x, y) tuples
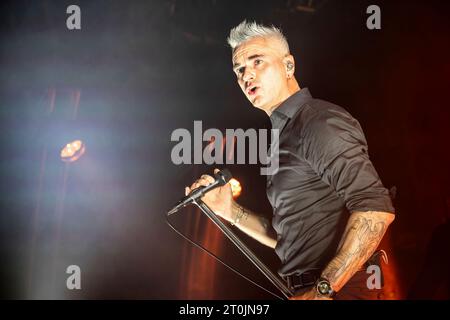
(265, 78), (301, 116)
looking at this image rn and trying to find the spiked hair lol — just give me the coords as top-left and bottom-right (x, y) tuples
(227, 20), (290, 55)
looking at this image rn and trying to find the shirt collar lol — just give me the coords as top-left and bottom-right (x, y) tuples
(269, 88), (313, 130)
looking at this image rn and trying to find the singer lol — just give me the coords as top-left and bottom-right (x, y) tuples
(186, 21), (395, 300)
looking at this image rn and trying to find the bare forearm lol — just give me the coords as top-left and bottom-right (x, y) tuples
(321, 211), (395, 292)
(231, 203), (277, 249)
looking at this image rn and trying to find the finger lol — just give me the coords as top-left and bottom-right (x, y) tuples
(214, 168), (220, 174)
(190, 179), (208, 190)
(185, 187), (190, 196)
(200, 174), (215, 184)
(197, 177), (212, 186)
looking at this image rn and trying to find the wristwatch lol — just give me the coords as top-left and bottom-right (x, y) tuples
(315, 277), (336, 298)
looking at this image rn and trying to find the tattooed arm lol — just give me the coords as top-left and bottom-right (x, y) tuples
(186, 170), (277, 249)
(230, 202), (277, 249)
(320, 211), (395, 292)
(290, 211), (395, 300)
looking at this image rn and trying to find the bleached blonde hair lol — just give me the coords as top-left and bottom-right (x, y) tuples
(227, 20), (290, 55)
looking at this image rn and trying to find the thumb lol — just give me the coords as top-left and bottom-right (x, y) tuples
(214, 168), (220, 174)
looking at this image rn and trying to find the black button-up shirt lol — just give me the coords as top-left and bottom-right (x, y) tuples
(267, 88), (395, 277)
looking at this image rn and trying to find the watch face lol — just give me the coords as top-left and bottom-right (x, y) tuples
(317, 280), (332, 295)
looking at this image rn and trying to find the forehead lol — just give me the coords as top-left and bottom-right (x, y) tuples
(232, 37), (284, 65)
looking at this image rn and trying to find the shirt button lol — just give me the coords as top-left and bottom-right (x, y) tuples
(267, 180), (273, 188)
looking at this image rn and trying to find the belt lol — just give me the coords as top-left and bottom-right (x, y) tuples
(285, 250), (388, 291)
(286, 270), (321, 290)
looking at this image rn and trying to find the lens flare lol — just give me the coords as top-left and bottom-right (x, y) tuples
(229, 178), (242, 198)
(60, 140), (85, 162)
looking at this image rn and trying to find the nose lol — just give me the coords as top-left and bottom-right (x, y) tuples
(242, 68), (255, 83)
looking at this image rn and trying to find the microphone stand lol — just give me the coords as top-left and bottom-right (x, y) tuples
(193, 199), (293, 300)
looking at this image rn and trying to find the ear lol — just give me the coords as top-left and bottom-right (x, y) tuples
(283, 55), (295, 78)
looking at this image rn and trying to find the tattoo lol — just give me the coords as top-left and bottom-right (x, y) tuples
(232, 205), (248, 226)
(232, 204), (278, 248)
(321, 212), (391, 291)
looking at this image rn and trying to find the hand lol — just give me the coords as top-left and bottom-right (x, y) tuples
(186, 168), (235, 222)
(289, 287), (333, 300)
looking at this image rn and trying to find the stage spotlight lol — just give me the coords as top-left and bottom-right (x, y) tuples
(229, 178), (242, 198)
(60, 139), (85, 162)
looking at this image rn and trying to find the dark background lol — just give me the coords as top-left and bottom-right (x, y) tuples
(1, 0), (449, 299)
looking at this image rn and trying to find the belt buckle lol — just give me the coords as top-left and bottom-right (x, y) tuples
(287, 272), (317, 291)
(286, 274), (301, 291)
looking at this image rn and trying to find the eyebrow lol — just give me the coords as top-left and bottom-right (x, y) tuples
(233, 54), (265, 70)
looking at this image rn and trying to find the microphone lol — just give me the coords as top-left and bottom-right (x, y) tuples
(167, 168), (232, 216)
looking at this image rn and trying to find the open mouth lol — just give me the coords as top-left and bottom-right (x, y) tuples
(247, 85), (259, 96)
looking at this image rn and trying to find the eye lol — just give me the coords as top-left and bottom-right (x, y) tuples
(254, 59), (262, 66)
(236, 67), (245, 75)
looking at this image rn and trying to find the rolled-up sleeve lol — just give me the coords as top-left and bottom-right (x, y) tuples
(302, 109), (395, 214)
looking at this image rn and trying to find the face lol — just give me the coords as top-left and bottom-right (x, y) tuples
(232, 37), (293, 114)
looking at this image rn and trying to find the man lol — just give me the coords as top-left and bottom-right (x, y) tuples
(185, 21), (395, 300)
